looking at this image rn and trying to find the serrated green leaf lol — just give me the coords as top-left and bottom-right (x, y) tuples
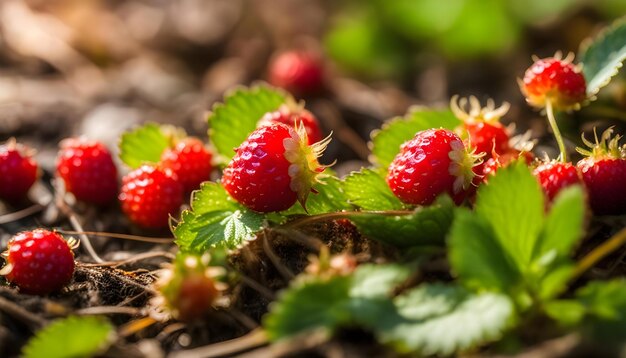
(264, 264), (410, 341)
(209, 85), (287, 162)
(351, 195), (454, 248)
(22, 316), (114, 358)
(174, 182), (265, 252)
(370, 109), (461, 168)
(119, 123), (172, 168)
(281, 176), (353, 216)
(342, 168), (404, 210)
(449, 208), (521, 292)
(580, 17), (626, 97)
(536, 186), (585, 258)
(474, 161), (544, 270)
(350, 264), (411, 299)
(379, 284), (514, 356)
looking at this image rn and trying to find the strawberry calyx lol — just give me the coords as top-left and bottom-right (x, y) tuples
(448, 140), (484, 194)
(576, 127), (625, 164)
(283, 122), (332, 209)
(451, 95), (510, 124)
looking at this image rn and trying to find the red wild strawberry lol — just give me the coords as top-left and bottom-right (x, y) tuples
(56, 138), (118, 205)
(0, 140), (38, 203)
(451, 96), (511, 157)
(0, 229), (76, 295)
(520, 53), (587, 111)
(153, 253), (224, 322)
(119, 165), (183, 228)
(222, 122), (330, 212)
(269, 50), (324, 96)
(576, 127), (626, 215)
(482, 150), (534, 182)
(533, 161), (583, 202)
(160, 137), (213, 194)
(258, 101), (323, 145)
(386, 128), (482, 206)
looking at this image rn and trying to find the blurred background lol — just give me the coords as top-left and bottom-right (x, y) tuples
(0, 0), (624, 170)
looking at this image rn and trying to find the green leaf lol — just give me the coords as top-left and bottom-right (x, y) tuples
(174, 182), (265, 252)
(536, 186), (585, 258)
(351, 195), (454, 248)
(544, 299), (586, 326)
(22, 316), (114, 358)
(281, 176), (353, 216)
(264, 264), (410, 341)
(119, 123), (172, 168)
(448, 208), (520, 292)
(576, 279), (626, 342)
(580, 17), (626, 97)
(370, 109), (461, 168)
(474, 161), (544, 270)
(209, 85), (286, 162)
(379, 284), (514, 356)
(342, 168), (404, 210)
(264, 275), (352, 341)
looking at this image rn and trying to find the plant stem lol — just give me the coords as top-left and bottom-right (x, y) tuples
(571, 227), (626, 281)
(545, 100), (567, 162)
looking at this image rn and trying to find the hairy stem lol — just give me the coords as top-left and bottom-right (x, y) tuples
(545, 100), (567, 162)
(572, 227), (626, 281)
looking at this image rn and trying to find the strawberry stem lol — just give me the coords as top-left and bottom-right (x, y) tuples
(545, 100), (567, 162)
(571, 227), (626, 281)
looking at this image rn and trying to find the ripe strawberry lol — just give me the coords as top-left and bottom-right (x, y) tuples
(386, 128), (482, 206)
(56, 138), (118, 205)
(153, 253), (224, 322)
(0, 229), (75, 295)
(119, 165), (183, 228)
(222, 122), (330, 212)
(533, 161), (583, 202)
(160, 137), (213, 194)
(576, 127), (626, 215)
(258, 102), (323, 145)
(0, 140), (38, 203)
(268, 50), (324, 96)
(482, 150), (534, 182)
(520, 54), (586, 111)
(451, 96), (511, 158)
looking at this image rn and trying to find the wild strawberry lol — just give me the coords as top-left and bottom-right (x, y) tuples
(56, 138), (118, 205)
(152, 253), (225, 322)
(258, 101), (323, 145)
(268, 50), (324, 96)
(119, 165), (183, 228)
(0, 229), (76, 295)
(482, 150), (534, 182)
(451, 96), (511, 158)
(576, 127), (626, 215)
(386, 128), (482, 206)
(222, 122), (330, 212)
(520, 53), (587, 111)
(160, 137), (213, 194)
(0, 140), (38, 203)
(533, 161), (583, 202)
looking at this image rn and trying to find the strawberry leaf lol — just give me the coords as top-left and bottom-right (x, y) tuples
(264, 264), (410, 341)
(350, 195), (454, 248)
(370, 109), (460, 168)
(22, 316), (114, 358)
(579, 17), (626, 98)
(119, 123), (173, 168)
(575, 279), (626, 342)
(174, 182), (265, 252)
(281, 176), (353, 216)
(377, 284), (514, 356)
(209, 85), (287, 163)
(342, 168), (404, 210)
(449, 208), (521, 293)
